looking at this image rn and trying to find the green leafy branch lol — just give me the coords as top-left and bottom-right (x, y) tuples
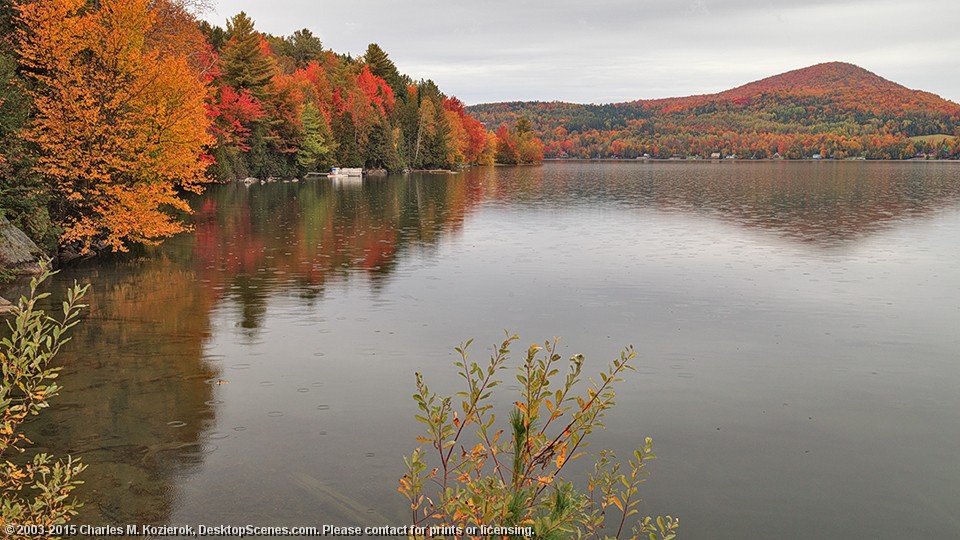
(399, 332), (679, 539)
(0, 268), (89, 537)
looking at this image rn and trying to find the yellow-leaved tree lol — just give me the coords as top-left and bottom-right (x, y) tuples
(16, 0), (214, 253)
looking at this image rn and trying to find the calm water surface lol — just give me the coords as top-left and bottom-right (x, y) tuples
(19, 161), (960, 539)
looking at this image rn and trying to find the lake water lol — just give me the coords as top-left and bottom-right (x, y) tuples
(21, 161), (960, 539)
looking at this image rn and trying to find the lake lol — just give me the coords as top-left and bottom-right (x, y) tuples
(25, 161), (960, 539)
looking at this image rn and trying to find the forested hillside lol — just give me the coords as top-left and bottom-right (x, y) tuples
(469, 62), (960, 160)
(200, 13), (494, 180)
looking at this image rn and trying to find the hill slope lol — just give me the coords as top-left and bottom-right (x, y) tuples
(468, 62), (960, 159)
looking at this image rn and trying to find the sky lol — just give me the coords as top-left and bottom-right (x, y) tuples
(203, 0), (960, 106)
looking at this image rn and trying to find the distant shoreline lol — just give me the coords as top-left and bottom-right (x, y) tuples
(543, 158), (960, 163)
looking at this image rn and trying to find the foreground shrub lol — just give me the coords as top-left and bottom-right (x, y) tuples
(400, 334), (678, 539)
(0, 269), (88, 538)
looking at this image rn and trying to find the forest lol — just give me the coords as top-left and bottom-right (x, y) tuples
(0, 0), (542, 257)
(469, 62), (960, 161)
(3, 2), (959, 260)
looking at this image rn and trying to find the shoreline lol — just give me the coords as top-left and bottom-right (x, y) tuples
(543, 157), (960, 163)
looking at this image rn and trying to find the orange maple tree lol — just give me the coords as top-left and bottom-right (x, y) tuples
(16, 0), (213, 253)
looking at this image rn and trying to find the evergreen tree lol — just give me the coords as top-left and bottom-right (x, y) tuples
(398, 86), (421, 163)
(332, 112), (363, 168)
(364, 43), (406, 102)
(365, 116), (403, 172)
(423, 106), (451, 168)
(220, 12), (276, 99)
(287, 29), (324, 70)
(412, 81), (450, 168)
(197, 20), (227, 51)
(297, 102), (335, 172)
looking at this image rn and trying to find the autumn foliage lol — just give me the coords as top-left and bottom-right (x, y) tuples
(3, 4), (533, 254)
(16, 0), (214, 253)
(205, 14), (519, 180)
(400, 335), (679, 539)
(470, 62), (960, 160)
(1, 270), (89, 534)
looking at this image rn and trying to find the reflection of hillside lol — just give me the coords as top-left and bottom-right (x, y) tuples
(500, 162), (960, 247)
(191, 163), (960, 328)
(658, 162), (960, 245)
(460, 165), (546, 203)
(27, 257), (217, 525)
(192, 176), (483, 330)
(7, 162), (957, 530)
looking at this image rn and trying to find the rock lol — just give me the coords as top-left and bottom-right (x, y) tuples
(0, 215), (44, 276)
(58, 245), (83, 266)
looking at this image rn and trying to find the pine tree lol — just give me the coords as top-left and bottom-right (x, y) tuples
(220, 12), (276, 99)
(197, 20), (227, 50)
(297, 102), (335, 171)
(365, 116), (402, 172)
(332, 112), (363, 167)
(364, 43), (406, 102)
(286, 29), (324, 70)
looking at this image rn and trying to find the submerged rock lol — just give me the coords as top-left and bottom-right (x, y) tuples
(0, 214), (44, 276)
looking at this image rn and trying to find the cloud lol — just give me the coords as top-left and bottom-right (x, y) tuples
(206, 0), (960, 105)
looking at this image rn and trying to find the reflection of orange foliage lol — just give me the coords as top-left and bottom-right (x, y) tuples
(194, 199), (266, 278)
(46, 257), (217, 524)
(191, 177), (485, 303)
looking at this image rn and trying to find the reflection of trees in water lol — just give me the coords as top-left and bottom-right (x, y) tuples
(670, 162), (960, 245)
(28, 258), (217, 525)
(500, 162), (960, 246)
(8, 162), (957, 527)
(191, 163), (960, 330)
(192, 175), (484, 331)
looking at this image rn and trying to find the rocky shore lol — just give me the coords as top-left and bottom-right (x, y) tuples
(0, 215), (44, 312)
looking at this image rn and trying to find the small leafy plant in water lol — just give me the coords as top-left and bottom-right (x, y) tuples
(399, 333), (678, 539)
(0, 269), (88, 538)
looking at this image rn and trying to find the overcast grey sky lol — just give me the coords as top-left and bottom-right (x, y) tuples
(203, 1), (960, 106)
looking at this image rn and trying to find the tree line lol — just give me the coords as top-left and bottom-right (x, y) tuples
(0, 0), (543, 257)
(471, 100), (960, 161)
(469, 63), (960, 161)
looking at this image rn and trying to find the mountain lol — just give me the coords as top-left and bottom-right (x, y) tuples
(648, 62), (956, 117)
(467, 62), (960, 160)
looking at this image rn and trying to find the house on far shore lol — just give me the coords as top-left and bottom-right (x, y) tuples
(710, 152), (722, 159)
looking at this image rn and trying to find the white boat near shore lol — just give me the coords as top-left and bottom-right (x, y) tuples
(327, 167), (363, 178)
